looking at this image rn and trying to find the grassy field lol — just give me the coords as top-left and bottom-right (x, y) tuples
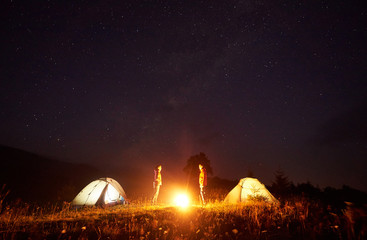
(1, 195), (362, 240)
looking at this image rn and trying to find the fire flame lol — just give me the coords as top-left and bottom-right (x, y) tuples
(174, 193), (190, 208)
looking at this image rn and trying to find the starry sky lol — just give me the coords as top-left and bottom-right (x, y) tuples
(1, 0), (367, 191)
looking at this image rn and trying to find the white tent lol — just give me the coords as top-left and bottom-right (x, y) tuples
(71, 177), (127, 207)
(224, 177), (278, 204)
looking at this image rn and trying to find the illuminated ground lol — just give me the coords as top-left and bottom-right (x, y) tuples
(0, 200), (352, 239)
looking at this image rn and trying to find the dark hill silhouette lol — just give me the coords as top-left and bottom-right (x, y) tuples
(0, 145), (103, 203)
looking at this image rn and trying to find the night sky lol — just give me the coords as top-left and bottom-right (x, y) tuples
(1, 0), (367, 191)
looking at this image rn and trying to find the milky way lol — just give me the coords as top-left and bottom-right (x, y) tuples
(1, 0), (367, 190)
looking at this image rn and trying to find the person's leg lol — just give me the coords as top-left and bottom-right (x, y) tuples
(152, 187), (157, 204)
(156, 185), (160, 202)
(200, 186), (206, 205)
(152, 185), (160, 204)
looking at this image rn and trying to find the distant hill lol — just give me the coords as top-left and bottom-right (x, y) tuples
(0, 145), (103, 203)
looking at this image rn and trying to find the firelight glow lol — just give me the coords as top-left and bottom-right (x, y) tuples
(174, 193), (190, 208)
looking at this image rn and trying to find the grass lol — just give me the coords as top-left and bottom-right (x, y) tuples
(1, 195), (359, 240)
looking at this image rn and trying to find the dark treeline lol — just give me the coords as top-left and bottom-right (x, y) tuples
(183, 153), (367, 209)
(1, 146), (366, 209)
(205, 172), (367, 211)
(269, 169), (367, 209)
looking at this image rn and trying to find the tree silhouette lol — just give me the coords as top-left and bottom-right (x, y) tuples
(183, 153), (213, 189)
(271, 169), (291, 198)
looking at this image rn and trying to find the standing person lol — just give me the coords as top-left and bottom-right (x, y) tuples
(199, 164), (207, 205)
(152, 165), (162, 204)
